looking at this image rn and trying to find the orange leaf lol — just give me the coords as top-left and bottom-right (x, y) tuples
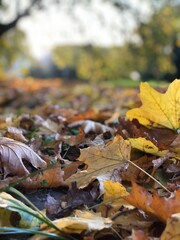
(124, 182), (180, 222)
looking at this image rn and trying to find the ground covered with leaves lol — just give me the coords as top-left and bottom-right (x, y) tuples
(0, 78), (180, 240)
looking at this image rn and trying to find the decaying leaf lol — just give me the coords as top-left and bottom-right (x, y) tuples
(5, 126), (28, 142)
(0, 137), (47, 177)
(21, 162), (65, 189)
(124, 182), (180, 222)
(40, 210), (112, 234)
(57, 128), (86, 146)
(126, 80), (180, 130)
(112, 209), (154, 233)
(0, 192), (41, 228)
(161, 213), (180, 240)
(129, 229), (150, 240)
(68, 120), (113, 134)
(65, 135), (131, 188)
(127, 137), (168, 156)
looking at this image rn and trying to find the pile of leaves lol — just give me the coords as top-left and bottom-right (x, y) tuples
(0, 78), (180, 240)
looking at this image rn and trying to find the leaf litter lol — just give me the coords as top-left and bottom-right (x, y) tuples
(0, 78), (180, 239)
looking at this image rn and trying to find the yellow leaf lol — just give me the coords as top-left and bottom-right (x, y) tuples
(127, 137), (168, 156)
(65, 135), (131, 188)
(126, 79), (180, 130)
(104, 180), (129, 201)
(35, 210), (112, 238)
(161, 213), (180, 240)
(104, 180), (129, 207)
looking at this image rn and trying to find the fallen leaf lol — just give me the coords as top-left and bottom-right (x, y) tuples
(65, 135), (131, 188)
(0, 192), (41, 228)
(127, 137), (169, 156)
(0, 137), (47, 177)
(66, 182), (99, 209)
(57, 128), (86, 146)
(112, 209), (154, 232)
(21, 162), (65, 189)
(5, 126), (28, 142)
(40, 210), (112, 234)
(130, 229), (150, 240)
(126, 80), (180, 130)
(98, 180), (130, 217)
(118, 117), (177, 150)
(124, 182), (180, 222)
(170, 134), (180, 155)
(161, 213), (180, 240)
(103, 180), (129, 207)
(68, 120), (113, 135)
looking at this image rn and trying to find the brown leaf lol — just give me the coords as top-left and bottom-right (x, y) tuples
(57, 128), (86, 146)
(65, 135), (131, 188)
(68, 120), (113, 135)
(130, 229), (150, 240)
(21, 163), (65, 189)
(0, 137), (46, 177)
(118, 117), (176, 150)
(5, 126), (28, 142)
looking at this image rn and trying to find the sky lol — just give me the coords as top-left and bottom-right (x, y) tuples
(2, 0), (152, 59)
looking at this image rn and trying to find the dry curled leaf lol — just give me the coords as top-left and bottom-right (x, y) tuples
(0, 137), (47, 177)
(5, 126), (28, 142)
(126, 79), (180, 130)
(68, 120), (113, 134)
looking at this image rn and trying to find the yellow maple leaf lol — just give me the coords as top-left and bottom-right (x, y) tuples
(65, 135), (131, 188)
(126, 79), (180, 130)
(127, 137), (168, 156)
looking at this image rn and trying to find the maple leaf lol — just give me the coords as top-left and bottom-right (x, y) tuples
(126, 79), (180, 130)
(0, 137), (47, 177)
(65, 135), (131, 188)
(124, 182), (180, 222)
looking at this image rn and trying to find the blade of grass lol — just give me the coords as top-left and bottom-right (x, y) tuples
(5, 187), (77, 240)
(0, 226), (66, 239)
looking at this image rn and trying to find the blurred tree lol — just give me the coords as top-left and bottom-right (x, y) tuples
(0, 28), (29, 78)
(0, 0), (152, 37)
(126, 3), (180, 80)
(52, 45), (134, 81)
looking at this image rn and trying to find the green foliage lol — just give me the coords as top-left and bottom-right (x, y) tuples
(52, 3), (180, 82)
(127, 4), (180, 80)
(0, 28), (28, 78)
(52, 45), (134, 82)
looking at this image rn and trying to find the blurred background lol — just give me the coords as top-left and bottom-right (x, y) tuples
(0, 0), (180, 84)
